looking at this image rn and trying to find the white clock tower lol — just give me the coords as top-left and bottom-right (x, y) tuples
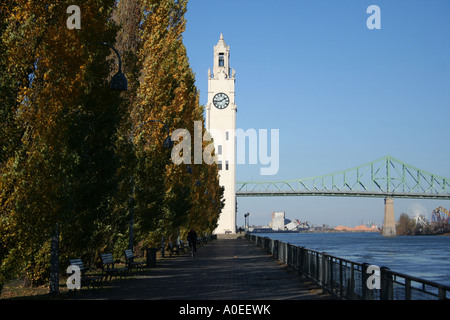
(205, 34), (237, 235)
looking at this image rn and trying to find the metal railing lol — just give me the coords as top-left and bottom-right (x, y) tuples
(247, 234), (450, 300)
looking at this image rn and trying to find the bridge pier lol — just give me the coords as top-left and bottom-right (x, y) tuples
(382, 197), (396, 237)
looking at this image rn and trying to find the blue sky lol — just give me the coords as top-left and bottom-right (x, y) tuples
(183, 0), (450, 227)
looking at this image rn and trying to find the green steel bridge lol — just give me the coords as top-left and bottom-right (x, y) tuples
(236, 155), (450, 200)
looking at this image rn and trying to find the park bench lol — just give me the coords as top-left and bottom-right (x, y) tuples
(100, 253), (128, 281)
(168, 240), (189, 256)
(123, 249), (146, 271)
(178, 240), (188, 253)
(68, 258), (102, 289)
(167, 242), (179, 257)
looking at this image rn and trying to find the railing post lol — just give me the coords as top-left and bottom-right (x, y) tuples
(293, 244), (297, 270)
(315, 252), (320, 282)
(287, 243), (292, 267)
(321, 253), (329, 292)
(286, 243), (289, 265)
(348, 263), (356, 299)
(306, 249), (310, 278)
(329, 256), (334, 293)
(339, 259), (344, 298)
(304, 249), (309, 278)
(278, 242), (283, 261)
(405, 278), (411, 300)
(362, 263), (374, 300)
(298, 246), (304, 277)
(273, 239), (277, 257)
(380, 266), (393, 300)
(438, 285), (447, 300)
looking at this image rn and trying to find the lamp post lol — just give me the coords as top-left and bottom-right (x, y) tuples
(100, 43), (174, 251)
(244, 212), (250, 231)
(100, 41), (136, 249)
(49, 223), (59, 295)
(128, 119), (173, 250)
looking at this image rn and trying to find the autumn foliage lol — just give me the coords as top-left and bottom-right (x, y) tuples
(0, 0), (222, 288)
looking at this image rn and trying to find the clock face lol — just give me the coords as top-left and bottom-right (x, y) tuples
(213, 93), (229, 109)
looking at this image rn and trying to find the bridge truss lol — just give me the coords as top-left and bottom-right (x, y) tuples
(236, 155), (450, 199)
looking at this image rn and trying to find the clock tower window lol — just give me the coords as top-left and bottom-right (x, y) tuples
(219, 53), (224, 67)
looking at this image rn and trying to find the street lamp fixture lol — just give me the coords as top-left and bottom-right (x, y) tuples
(244, 212), (250, 230)
(163, 136), (174, 149)
(100, 42), (128, 91)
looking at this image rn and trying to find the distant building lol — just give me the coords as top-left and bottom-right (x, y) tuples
(271, 211), (287, 231)
(285, 220), (300, 231)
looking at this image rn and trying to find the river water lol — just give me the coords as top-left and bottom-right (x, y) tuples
(254, 232), (450, 287)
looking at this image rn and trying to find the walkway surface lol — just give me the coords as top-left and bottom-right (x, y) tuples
(72, 236), (332, 300)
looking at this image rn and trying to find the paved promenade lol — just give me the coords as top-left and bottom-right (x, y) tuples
(73, 236), (331, 300)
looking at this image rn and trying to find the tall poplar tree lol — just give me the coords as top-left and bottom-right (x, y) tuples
(0, 0), (121, 286)
(133, 0), (223, 245)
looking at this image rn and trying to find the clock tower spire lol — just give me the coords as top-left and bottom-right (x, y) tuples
(206, 34), (237, 235)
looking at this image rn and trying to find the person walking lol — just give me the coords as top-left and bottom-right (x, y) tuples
(187, 229), (197, 256)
